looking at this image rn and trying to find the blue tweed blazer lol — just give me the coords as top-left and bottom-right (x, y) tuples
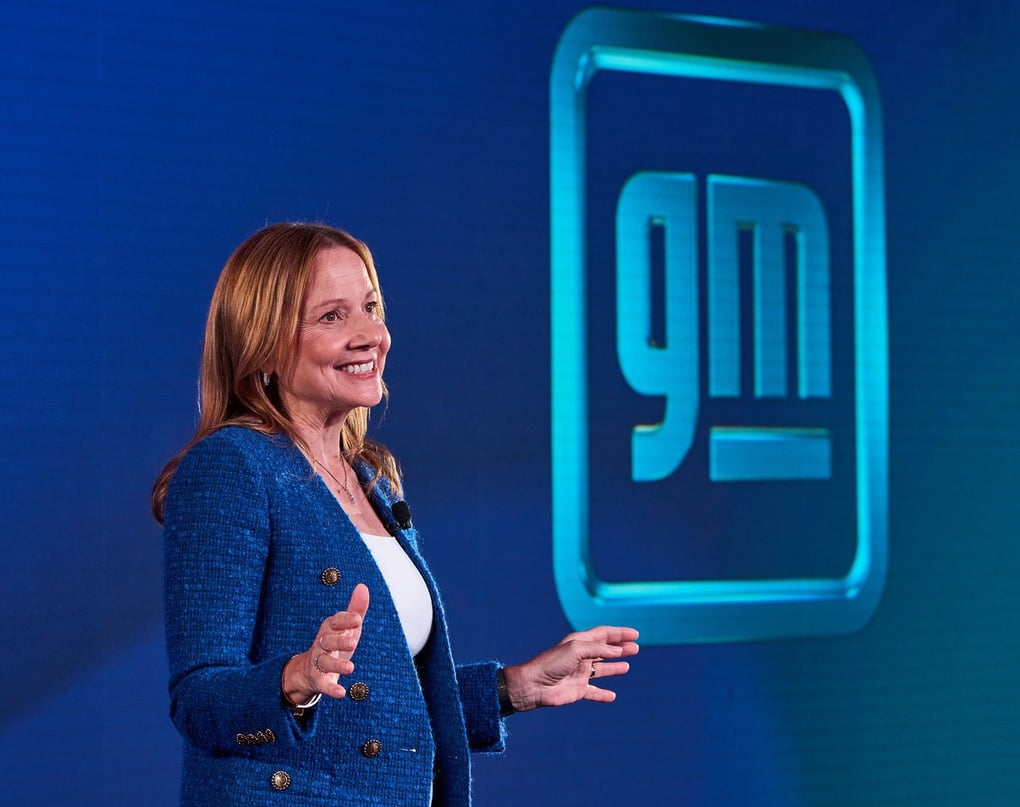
(164, 426), (506, 805)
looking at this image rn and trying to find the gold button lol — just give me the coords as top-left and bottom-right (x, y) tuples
(361, 739), (382, 758)
(270, 770), (291, 791)
(320, 567), (341, 586)
(349, 682), (369, 701)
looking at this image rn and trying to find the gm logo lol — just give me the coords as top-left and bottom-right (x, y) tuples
(550, 8), (888, 643)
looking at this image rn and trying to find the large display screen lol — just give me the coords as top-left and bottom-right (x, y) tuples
(1, 1), (1018, 803)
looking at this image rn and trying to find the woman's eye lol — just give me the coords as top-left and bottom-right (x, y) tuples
(365, 301), (379, 315)
(321, 310), (342, 323)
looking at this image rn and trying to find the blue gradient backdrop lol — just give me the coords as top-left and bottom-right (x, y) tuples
(1, 1), (1018, 804)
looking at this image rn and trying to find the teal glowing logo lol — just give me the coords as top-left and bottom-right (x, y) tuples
(550, 8), (888, 643)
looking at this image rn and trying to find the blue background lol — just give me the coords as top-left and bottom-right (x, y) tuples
(1, 1), (1018, 804)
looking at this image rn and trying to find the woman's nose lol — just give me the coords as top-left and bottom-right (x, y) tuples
(350, 312), (385, 347)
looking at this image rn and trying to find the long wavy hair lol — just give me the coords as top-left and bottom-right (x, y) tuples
(151, 222), (400, 524)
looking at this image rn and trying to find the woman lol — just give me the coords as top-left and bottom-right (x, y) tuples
(153, 222), (639, 805)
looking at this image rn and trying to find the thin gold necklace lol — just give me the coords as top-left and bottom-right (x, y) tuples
(315, 458), (357, 504)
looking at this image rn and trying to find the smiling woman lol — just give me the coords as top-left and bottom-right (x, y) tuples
(271, 246), (391, 439)
(151, 222), (638, 806)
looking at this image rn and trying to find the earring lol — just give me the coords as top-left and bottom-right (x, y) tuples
(261, 372), (271, 387)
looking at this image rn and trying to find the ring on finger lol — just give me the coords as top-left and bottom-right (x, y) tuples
(314, 652), (328, 675)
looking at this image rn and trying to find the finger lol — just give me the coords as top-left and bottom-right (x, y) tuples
(319, 626), (363, 653)
(313, 652), (355, 677)
(556, 627), (640, 654)
(566, 638), (635, 664)
(321, 585), (371, 660)
(591, 660), (631, 679)
(323, 585), (370, 633)
(611, 640), (640, 658)
(347, 583), (370, 618)
(326, 611), (364, 633)
(585, 626), (640, 644)
(593, 637), (640, 659)
(324, 682), (347, 700)
(584, 685), (619, 704)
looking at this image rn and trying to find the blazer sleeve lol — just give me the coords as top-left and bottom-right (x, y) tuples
(163, 432), (318, 755)
(456, 661), (507, 753)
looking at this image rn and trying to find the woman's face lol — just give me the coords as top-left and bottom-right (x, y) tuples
(275, 245), (390, 428)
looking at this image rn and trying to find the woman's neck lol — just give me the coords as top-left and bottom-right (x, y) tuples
(289, 411), (350, 464)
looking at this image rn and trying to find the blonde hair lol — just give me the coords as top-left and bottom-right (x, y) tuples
(151, 222), (400, 523)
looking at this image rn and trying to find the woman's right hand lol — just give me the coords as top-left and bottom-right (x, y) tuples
(282, 583), (370, 705)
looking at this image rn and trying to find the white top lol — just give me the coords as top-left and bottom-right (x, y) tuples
(360, 533), (434, 656)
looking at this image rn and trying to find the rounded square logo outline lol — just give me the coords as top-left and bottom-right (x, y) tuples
(550, 8), (888, 643)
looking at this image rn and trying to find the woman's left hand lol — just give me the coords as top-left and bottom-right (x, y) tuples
(500, 626), (639, 712)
